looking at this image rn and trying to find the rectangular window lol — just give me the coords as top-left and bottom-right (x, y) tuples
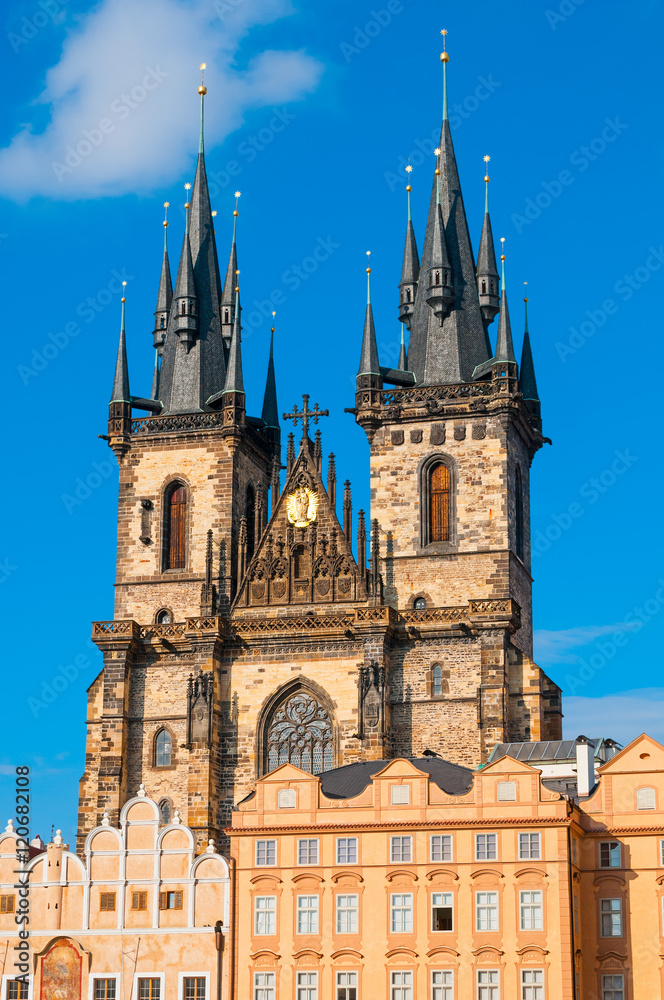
(431, 971), (453, 1000)
(521, 970), (544, 1000)
(391, 893), (413, 933)
(476, 834), (497, 861)
(601, 975), (624, 1000)
(599, 842), (621, 868)
(600, 898), (622, 937)
(336, 972), (358, 1000)
(391, 971), (413, 1000)
(431, 835), (453, 863)
(255, 839), (277, 866)
(475, 891), (499, 931)
(391, 785), (410, 805)
(391, 836), (412, 863)
(0, 895), (16, 913)
(297, 895), (319, 934)
(183, 979), (206, 1000)
(519, 833), (541, 860)
(660, 838), (664, 867)
(337, 837), (358, 864)
(7, 984), (29, 1000)
(253, 972), (276, 1000)
(138, 980), (160, 1000)
(336, 894), (359, 933)
(572, 838), (577, 865)
(94, 982), (117, 1000)
(100, 892), (116, 912)
(131, 891), (148, 910)
(573, 896), (579, 935)
(254, 896), (276, 935)
(296, 972), (318, 1000)
(431, 892), (453, 931)
(477, 971), (500, 1000)
(520, 890), (543, 931)
(159, 891), (183, 910)
(297, 839), (319, 865)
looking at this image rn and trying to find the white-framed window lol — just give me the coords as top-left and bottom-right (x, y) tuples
(431, 892), (453, 931)
(601, 975), (624, 1000)
(255, 839), (277, 866)
(337, 837), (358, 864)
(298, 838), (319, 865)
(475, 891), (499, 931)
(476, 834), (497, 861)
(431, 834), (453, 862)
(477, 970), (500, 1000)
(253, 972), (276, 1000)
(296, 894), (319, 934)
(431, 970), (453, 1000)
(599, 841), (621, 868)
(391, 836), (412, 863)
(296, 972), (318, 1000)
(336, 893), (359, 933)
(636, 787), (656, 810)
(519, 890), (543, 931)
(497, 780), (516, 802)
(391, 784), (410, 805)
(5, 982), (31, 1000)
(521, 969), (544, 1000)
(336, 971), (358, 1000)
(391, 971), (413, 1000)
(179, 974), (210, 1000)
(254, 896), (276, 935)
(391, 893), (413, 933)
(91, 978), (120, 1000)
(278, 788), (297, 808)
(660, 838), (664, 866)
(600, 898), (622, 937)
(519, 833), (541, 860)
(135, 977), (165, 1000)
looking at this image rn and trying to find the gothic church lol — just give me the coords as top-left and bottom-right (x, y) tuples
(78, 58), (562, 854)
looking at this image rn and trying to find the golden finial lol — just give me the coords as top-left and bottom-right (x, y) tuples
(405, 163), (413, 192)
(198, 62), (207, 96)
(121, 280), (127, 304)
(366, 249), (371, 274)
(483, 154), (491, 183)
(523, 280), (528, 303)
(271, 310), (276, 334)
(235, 268), (240, 294)
(163, 201), (169, 227)
(434, 147), (441, 177)
(184, 182), (191, 210)
(440, 28), (449, 62)
(211, 210), (217, 217)
(234, 190), (241, 217)
(500, 236), (506, 262)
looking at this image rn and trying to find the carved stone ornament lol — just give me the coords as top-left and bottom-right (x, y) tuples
(286, 486), (319, 527)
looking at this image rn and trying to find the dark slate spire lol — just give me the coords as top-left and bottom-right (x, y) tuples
(494, 254), (516, 363)
(406, 46), (491, 385)
(221, 200), (239, 348)
(150, 350), (160, 401)
(520, 293), (539, 401)
(398, 324), (408, 371)
(262, 324), (279, 429)
(223, 289), (244, 393)
(357, 265), (380, 376)
(425, 159), (454, 324)
(110, 285), (131, 403)
(476, 162), (500, 331)
(153, 203), (173, 354)
(398, 179), (420, 329)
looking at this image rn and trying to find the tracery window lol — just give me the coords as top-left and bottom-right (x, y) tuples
(164, 482), (187, 570)
(265, 690), (333, 775)
(429, 463), (450, 543)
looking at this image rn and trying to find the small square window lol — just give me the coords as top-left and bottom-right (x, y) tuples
(476, 833), (497, 861)
(183, 978), (206, 1000)
(519, 833), (541, 860)
(497, 781), (516, 802)
(391, 836), (412, 863)
(278, 788), (297, 809)
(298, 839), (319, 865)
(636, 787), (656, 810)
(131, 891), (148, 911)
(431, 892), (453, 931)
(521, 969), (544, 1000)
(159, 890), (183, 910)
(138, 980), (160, 1000)
(337, 837), (358, 864)
(431, 970), (453, 1000)
(100, 892), (116, 912)
(599, 841), (621, 868)
(253, 972), (276, 1000)
(391, 785), (410, 805)
(255, 839), (277, 866)
(431, 835), (453, 862)
(336, 971), (358, 1000)
(476, 969), (500, 999)
(94, 980), (117, 1000)
(0, 895), (16, 913)
(601, 974), (624, 1000)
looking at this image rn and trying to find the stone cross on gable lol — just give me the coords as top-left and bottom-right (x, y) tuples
(282, 393), (329, 443)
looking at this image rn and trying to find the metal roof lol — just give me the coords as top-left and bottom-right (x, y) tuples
(488, 738), (606, 764)
(320, 757), (473, 800)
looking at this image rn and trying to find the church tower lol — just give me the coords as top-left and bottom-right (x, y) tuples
(79, 51), (561, 855)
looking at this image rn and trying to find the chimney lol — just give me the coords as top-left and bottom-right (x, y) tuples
(575, 736), (595, 796)
(603, 738), (620, 761)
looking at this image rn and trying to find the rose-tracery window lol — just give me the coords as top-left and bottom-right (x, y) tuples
(265, 690), (333, 775)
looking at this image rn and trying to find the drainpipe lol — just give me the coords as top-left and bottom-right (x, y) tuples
(214, 920), (224, 1000)
(566, 809), (577, 999)
(229, 855), (237, 1000)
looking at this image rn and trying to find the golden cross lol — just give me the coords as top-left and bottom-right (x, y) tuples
(282, 394), (329, 441)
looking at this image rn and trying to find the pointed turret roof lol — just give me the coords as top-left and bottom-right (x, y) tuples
(398, 324), (408, 371)
(223, 290), (244, 393)
(262, 326), (279, 428)
(110, 291), (131, 403)
(520, 296), (539, 401)
(405, 52), (491, 384)
(155, 224), (173, 314)
(477, 180), (499, 281)
(400, 184), (420, 287)
(150, 350), (160, 400)
(357, 268), (380, 376)
(221, 210), (238, 312)
(172, 212), (197, 301)
(494, 257), (516, 363)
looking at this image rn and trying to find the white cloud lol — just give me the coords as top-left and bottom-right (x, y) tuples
(534, 622), (639, 664)
(563, 688), (664, 747)
(0, 0), (323, 200)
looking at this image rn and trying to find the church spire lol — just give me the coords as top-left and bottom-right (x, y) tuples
(153, 202), (173, 354)
(405, 34), (491, 385)
(357, 256), (380, 376)
(425, 148), (454, 324)
(224, 285), (244, 394)
(150, 349), (160, 401)
(494, 243), (516, 363)
(262, 316), (279, 429)
(170, 184), (198, 353)
(110, 283), (131, 403)
(221, 192), (240, 348)
(398, 323), (408, 371)
(476, 156), (500, 329)
(398, 172), (420, 328)
(519, 287), (539, 402)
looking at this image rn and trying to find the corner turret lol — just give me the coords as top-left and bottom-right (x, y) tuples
(476, 157), (500, 327)
(398, 176), (420, 328)
(153, 202), (173, 353)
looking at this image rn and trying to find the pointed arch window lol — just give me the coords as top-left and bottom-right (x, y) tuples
(263, 689), (334, 776)
(429, 463), (450, 543)
(155, 729), (172, 767)
(246, 485), (256, 560)
(433, 665), (443, 697)
(164, 483), (187, 570)
(481, 280), (487, 294)
(515, 465), (524, 561)
(159, 798), (172, 824)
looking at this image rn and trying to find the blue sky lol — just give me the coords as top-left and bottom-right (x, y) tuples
(1, 0), (662, 841)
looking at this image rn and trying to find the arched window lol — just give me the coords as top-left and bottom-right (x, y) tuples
(481, 280), (486, 294)
(432, 664), (443, 697)
(264, 689), (334, 776)
(435, 270), (441, 285)
(164, 483), (187, 570)
(160, 316), (165, 329)
(497, 781), (517, 802)
(429, 463), (450, 543)
(406, 288), (411, 302)
(224, 309), (230, 323)
(293, 544), (309, 580)
(490, 280), (495, 294)
(414, 597), (427, 610)
(636, 787), (656, 810)
(155, 609), (171, 624)
(515, 465), (524, 560)
(246, 485), (256, 560)
(155, 729), (172, 767)
(159, 798), (172, 824)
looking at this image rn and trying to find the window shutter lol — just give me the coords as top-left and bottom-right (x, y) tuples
(175, 891), (183, 909)
(159, 892), (167, 910)
(131, 892), (138, 910)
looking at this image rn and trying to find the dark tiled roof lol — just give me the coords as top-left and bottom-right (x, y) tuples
(320, 758), (474, 800)
(489, 738), (604, 764)
(357, 302), (380, 376)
